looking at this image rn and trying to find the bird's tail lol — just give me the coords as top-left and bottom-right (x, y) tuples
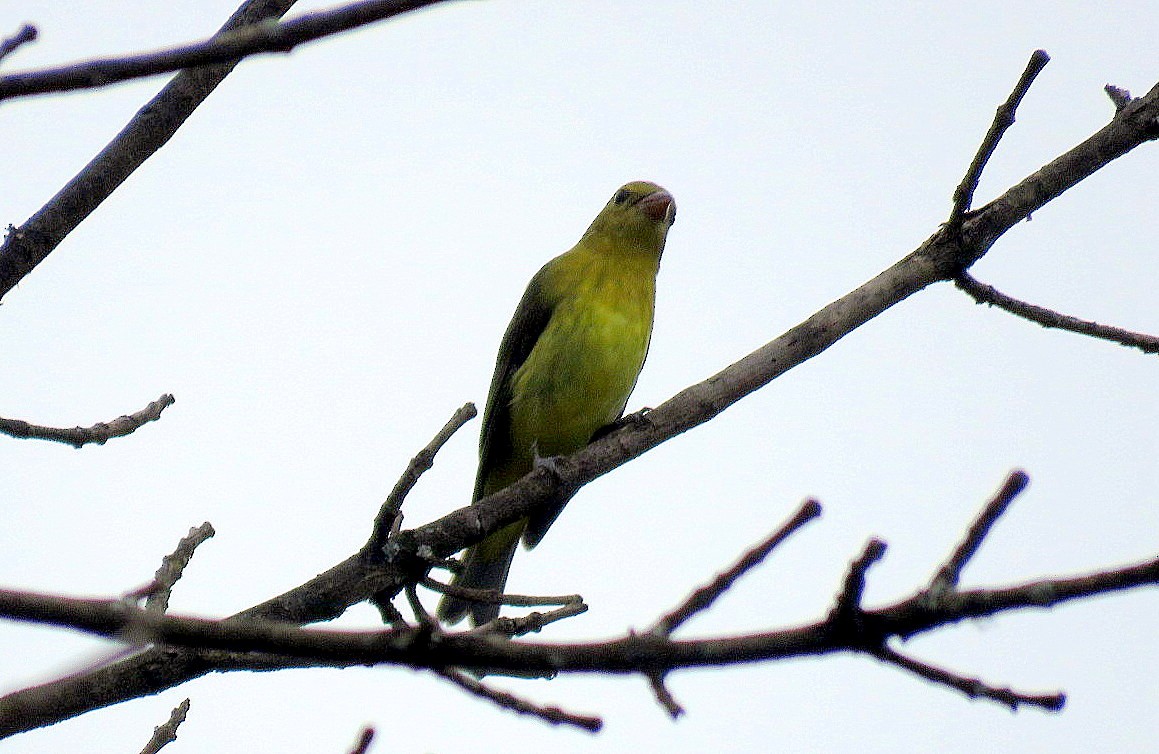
(437, 521), (522, 626)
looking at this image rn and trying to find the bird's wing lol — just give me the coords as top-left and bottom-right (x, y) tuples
(473, 265), (556, 502)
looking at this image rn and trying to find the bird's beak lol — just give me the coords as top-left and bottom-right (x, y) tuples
(638, 190), (676, 225)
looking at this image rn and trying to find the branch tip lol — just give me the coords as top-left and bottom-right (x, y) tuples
(931, 470), (1028, 595)
(347, 727), (375, 754)
(652, 498), (822, 636)
(367, 402), (477, 558)
(138, 698), (190, 754)
(949, 49), (1051, 225)
(875, 644), (1064, 712)
(436, 668), (602, 732)
(648, 672), (685, 718)
(955, 273), (1159, 354)
(0, 393), (175, 448)
(0, 24), (37, 65)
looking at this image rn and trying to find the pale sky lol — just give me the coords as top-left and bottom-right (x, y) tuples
(1, 2), (1157, 752)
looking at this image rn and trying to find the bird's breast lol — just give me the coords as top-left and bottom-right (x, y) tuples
(509, 268), (655, 457)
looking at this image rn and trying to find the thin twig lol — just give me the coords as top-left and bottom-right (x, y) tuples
(647, 672), (685, 718)
(1105, 84), (1132, 112)
(832, 539), (888, 624)
(469, 602), (588, 638)
(955, 273), (1159, 354)
(651, 499), (822, 636)
(949, 49), (1051, 225)
(0, 393), (175, 448)
(436, 668), (602, 732)
(138, 698), (190, 754)
(930, 471), (1028, 596)
(347, 726), (375, 754)
(405, 583), (437, 631)
(367, 403), (477, 558)
(0, 1), (449, 101)
(127, 524), (216, 613)
(422, 575), (582, 610)
(370, 596), (407, 627)
(0, 24), (36, 66)
(873, 644), (1064, 711)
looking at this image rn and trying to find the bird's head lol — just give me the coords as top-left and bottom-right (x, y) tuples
(582, 181), (676, 256)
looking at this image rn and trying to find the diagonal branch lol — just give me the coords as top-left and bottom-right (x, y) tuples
(0, 0), (302, 302)
(138, 524), (217, 614)
(138, 698), (190, 754)
(367, 402), (477, 557)
(871, 644), (1064, 711)
(0, 393), (175, 448)
(949, 50), (1051, 225)
(651, 499), (821, 636)
(955, 273), (1159, 354)
(436, 668), (602, 732)
(0, 24), (36, 66)
(930, 470), (1028, 595)
(0, 0), (450, 101)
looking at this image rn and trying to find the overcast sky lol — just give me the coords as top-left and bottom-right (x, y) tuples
(1, 2), (1157, 752)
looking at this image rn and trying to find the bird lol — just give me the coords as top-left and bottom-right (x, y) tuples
(437, 181), (677, 626)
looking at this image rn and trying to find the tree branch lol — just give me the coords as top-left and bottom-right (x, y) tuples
(955, 273), (1159, 354)
(651, 499), (821, 636)
(131, 524), (217, 614)
(0, 393), (175, 448)
(138, 699), (190, 754)
(930, 470), (1028, 596)
(436, 668), (602, 732)
(346, 727), (375, 754)
(367, 402), (476, 558)
(949, 50), (1051, 225)
(0, 1), (448, 102)
(0, 24), (36, 66)
(871, 644), (1064, 711)
(0, 488), (1153, 710)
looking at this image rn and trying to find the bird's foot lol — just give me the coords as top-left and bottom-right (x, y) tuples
(591, 406), (653, 442)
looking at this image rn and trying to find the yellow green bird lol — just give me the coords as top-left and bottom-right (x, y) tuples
(438, 181), (677, 626)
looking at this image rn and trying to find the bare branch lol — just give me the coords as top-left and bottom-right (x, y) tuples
(367, 402), (477, 558)
(422, 575), (583, 612)
(832, 539), (888, 625)
(436, 668), (602, 732)
(471, 602), (589, 639)
(950, 50), (1051, 224)
(0, 1), (449, 102)
(872, 644), (1064, 712)
(955, 273), (1159, 354)
(0, 0), (304, 303)
(647, 672), (684, 719)
(0, 393), (175, 448)
(346, 727), (375, 754)
(930, 470), (1028, 596)
(1, 548), (1154, 679)
(128, 524), (216, 613)
(651, 499), (821, 636)
(1105, 84), (1132, 112)
(138, 698), (190, 754)
(0, 24), (36, 66)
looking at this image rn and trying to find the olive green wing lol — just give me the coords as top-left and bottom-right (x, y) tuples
(473, 265), (556, 502)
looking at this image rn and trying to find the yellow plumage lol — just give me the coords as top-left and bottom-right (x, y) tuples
(438, 181), (676, 625)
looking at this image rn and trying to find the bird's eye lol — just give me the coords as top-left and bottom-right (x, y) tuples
(611, 188), (633, 205)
